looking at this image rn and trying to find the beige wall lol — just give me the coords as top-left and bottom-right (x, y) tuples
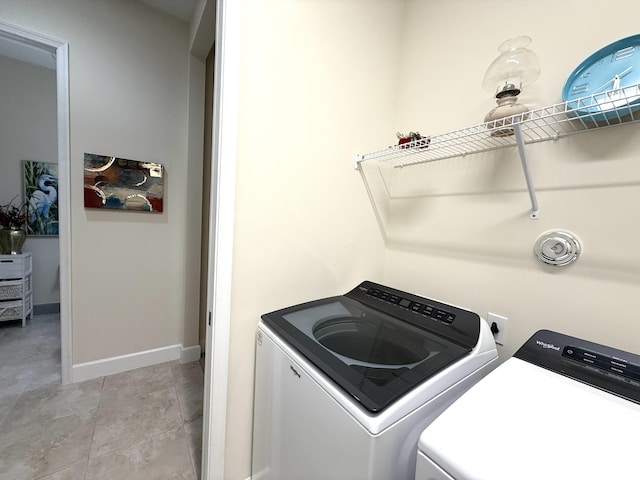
(384, 0), (640, 360)
(0, 55), (60, 306)
(224, 0), (640, 477)
(223, 0), (397, 476)
(0, 0), (202, 362)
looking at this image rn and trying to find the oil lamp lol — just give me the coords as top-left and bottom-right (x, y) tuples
(483, 36), (540, 134)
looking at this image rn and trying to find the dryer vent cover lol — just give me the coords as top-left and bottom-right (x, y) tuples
(534, 230), (581, 267)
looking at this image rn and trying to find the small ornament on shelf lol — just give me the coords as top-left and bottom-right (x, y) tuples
(396, 131), (430, 149)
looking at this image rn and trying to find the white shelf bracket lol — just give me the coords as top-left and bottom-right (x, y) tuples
(513, 123), (540, 220)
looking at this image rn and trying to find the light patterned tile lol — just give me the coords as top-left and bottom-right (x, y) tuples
(22, 357), (61, 392)
(0, 412), (94, 479)
(0, 392), (19, 428)
(171, 361), (204, 423)
(90, 386), (183, 458)
(86, 428), (195, 480)
(0, 315), (61, 403)
(100, 363), (174, 402)
(0, 315), (205, 480)
(0, 367), (29, 404)
(2, 378), (103, 430)
(185, 419), (203, 479)
(171, 362), (204, 477)
(170, 361), (204, 387)
(36, 462), (87, 480)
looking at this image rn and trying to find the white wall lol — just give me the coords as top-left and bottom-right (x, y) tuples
(222, 0), (398, 477)
(0, 0), (201, 363)
(0, 55), (60, 306)
(383, 0), (640, 359)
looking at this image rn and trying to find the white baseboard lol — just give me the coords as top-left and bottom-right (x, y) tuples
(72, 343), (201, 383)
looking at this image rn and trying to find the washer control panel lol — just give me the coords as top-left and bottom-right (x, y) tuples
(347, 281), (482, 350)
(365, 287), (456, 325)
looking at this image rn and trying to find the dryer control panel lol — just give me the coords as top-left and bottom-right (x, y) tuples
(515, 329), (640, 404)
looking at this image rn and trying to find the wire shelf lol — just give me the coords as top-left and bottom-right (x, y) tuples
(356, 83), (640, 169)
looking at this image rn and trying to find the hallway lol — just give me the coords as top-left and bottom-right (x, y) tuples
(0, 314), (204, 479)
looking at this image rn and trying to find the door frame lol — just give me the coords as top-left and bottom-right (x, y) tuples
(200, 0), (242, 477)
(0, 21), (72, 384)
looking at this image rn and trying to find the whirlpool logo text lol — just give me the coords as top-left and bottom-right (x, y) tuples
(536, 340), (561, 351)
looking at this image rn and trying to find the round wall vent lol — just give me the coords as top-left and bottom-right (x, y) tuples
(534, 230), (581, 267)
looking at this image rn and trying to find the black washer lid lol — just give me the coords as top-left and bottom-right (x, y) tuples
(261, 281), (482, 413)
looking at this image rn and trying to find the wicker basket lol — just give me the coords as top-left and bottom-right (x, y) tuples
(0, 280), (22, 301)
(0, 300), (22, 321)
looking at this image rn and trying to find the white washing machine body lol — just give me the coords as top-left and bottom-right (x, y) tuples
(251, 281), (498, 480)
(415, 329), (640, 480)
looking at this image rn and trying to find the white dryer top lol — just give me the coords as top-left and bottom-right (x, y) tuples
(418, 357), (640, 480)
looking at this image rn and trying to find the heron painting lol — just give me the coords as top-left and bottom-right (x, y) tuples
(23, 161), (59, 236)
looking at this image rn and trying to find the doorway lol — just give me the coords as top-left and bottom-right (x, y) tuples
(200, 0), (242, 478)
(0, 21), (72, 384)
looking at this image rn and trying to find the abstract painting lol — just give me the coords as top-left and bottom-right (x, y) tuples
(83, 153), (164, 213)
(24, 160), (58, 236)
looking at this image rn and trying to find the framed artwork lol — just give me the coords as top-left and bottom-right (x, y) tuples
(23, 160), (58, 236)
(83, 153), (164, 213)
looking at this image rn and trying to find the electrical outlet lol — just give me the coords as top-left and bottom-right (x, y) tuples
(487, 312), (507, 346)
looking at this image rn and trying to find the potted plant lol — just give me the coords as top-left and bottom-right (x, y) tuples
(0, 197), (28, 254)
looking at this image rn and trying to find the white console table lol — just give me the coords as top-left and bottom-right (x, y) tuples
(0, 253), (33, 327)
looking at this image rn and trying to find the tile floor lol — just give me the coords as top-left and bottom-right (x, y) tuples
(0, 313), (204, 479)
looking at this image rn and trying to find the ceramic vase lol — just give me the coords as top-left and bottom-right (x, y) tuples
(0, 227), (27, 255)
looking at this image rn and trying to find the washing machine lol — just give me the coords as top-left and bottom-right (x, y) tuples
(251, 280), (498, 480)
(415, 329), (640, 480)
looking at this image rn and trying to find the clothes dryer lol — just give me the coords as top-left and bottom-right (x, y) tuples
(415, 329), (640, 479)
